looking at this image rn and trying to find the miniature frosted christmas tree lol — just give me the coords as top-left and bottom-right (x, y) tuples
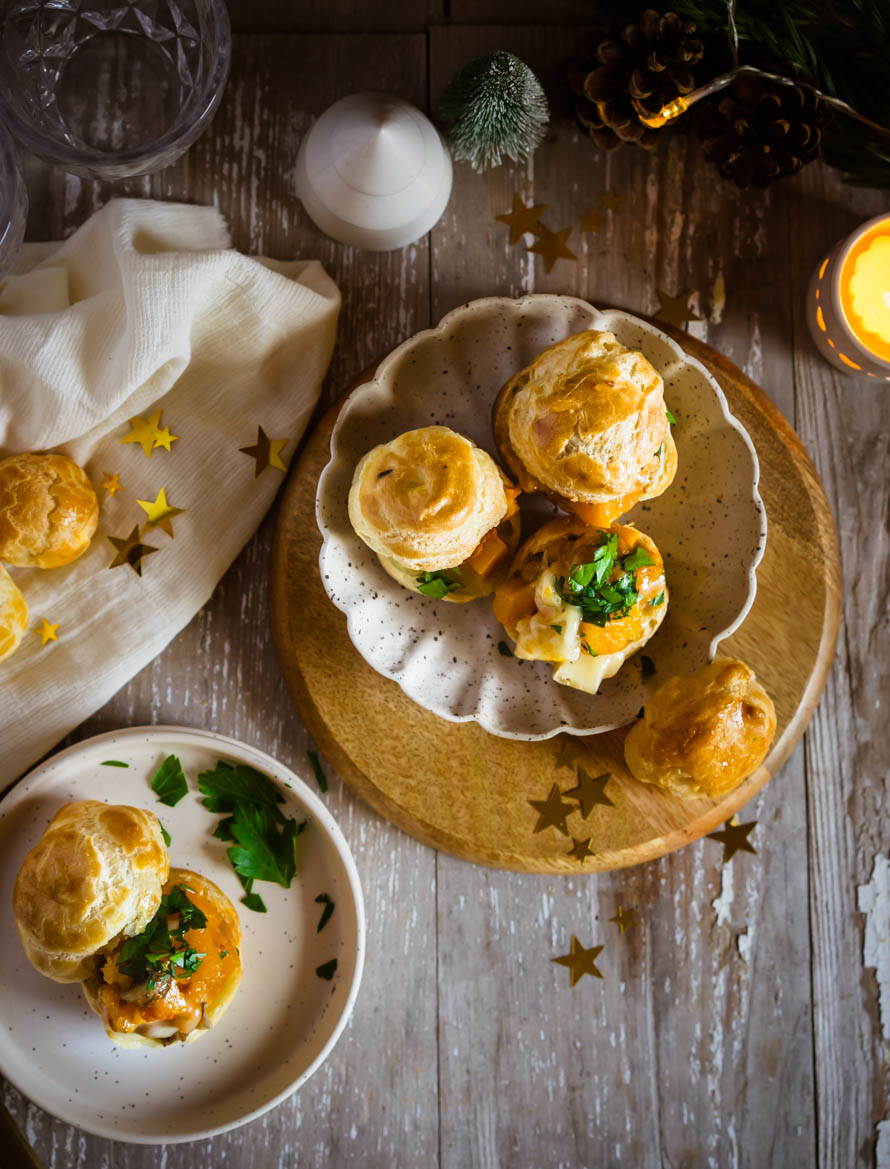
(438, 51), (549, 173)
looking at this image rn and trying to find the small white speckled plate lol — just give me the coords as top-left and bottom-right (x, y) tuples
(0, 726), (365, 1144)
(317, 295), (767, 739)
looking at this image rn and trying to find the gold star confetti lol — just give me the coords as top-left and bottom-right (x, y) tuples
(120, 411), (162, 458)
(554, 736), (588, 771)
(568, 836), (595, 861)
(599, 188), (624, 213)
(495, 194), (546, 245)
(528, 783), (575, 836)
(240, 426), (289, 477)
(527, 224), (577, 273)
(655, 288), (702, 329)
(151, 424), (179, 452)
(37, 619), (59, 646)
(707, 816), (758, 862)
(565, 768), (614, 818)
(101, 472), (123, 497)
(137, 487), (185, 538)
(579, 206), (603, 234)
(552, 936), (604, 986)
(107, 525), (159, 576)
(610, 905), (637, 934)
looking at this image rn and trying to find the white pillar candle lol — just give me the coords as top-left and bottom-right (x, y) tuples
(806, 213), (890, 381)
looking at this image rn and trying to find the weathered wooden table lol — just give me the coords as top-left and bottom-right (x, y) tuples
(5, 5), (888, 1167)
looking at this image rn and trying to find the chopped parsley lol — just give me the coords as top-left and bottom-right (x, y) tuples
(416, 569), (462, 599)
(559, 534), (656, 627)
(101, 760), (129, 768)
(497, 640), (514, 657)
(315, 893), (335, 932)
(158, 820), (171, 847)
(316, 959), (338, 981)
(655, 442), (664, 458)
(116, 884), (207, 986)
(198, 760), (307, 910)
(550, 624), (562, 635)
(650, 591), (665, 607)
(307, 749), (328, 793)
(220, 950), (229, 959)
(666, 405), (678, 425)
(150, 754), (189, 807)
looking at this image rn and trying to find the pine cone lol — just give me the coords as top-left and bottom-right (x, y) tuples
(698, 74), (826, 187)
(568, 9), (703, 150)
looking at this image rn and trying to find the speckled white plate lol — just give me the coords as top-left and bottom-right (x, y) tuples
(0, 726), (365, 1144)
(317, 295), (766, 739)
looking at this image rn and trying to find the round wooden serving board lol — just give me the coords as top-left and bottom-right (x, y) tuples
(270, 325), (840, 873)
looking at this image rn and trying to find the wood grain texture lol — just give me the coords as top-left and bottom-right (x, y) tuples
(271, 332), (839, 871)
(2, 13), (887, 1169)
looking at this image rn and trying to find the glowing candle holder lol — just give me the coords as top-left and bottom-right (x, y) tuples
(806, 214), (890, 381)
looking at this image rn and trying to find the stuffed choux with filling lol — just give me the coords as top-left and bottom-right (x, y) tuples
(493, 515), (668, 695)
(0, 451), (99, 568)
(82, 868), (242, 1048)
(493, 330), (677, 527)
(13, 800), (169, 983)
(623, 658), (776, 798)
(0, 562), (28, 662)
(348, 426), (521, 601)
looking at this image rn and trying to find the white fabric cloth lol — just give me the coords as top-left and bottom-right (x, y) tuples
(0, 198), (340, 786)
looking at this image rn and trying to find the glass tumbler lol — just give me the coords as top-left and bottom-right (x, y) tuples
(0, 119), (26, 273)
(0, 0), (231, 179)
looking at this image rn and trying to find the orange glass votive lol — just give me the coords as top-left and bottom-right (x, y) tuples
(806, 214), (890, 380)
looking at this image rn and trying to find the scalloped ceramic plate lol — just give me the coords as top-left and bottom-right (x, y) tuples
(0, 726), (365, 1144)
(317, 295), (766, 740)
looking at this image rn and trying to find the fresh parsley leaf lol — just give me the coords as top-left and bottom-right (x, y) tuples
(158, 820), (171, 847)
(198, 761), (284, 812)
(241, 892), (267, 913)
(621, 547), (655, 572)
(213, 816), (237, 842)
(101, 760), (129, 768)
(316, 959), (338, 981)
(307, 749), (328, 793)
(666, 405), (678, 425)
(151, 755), (189, 807)
(416, 569), (462, 599)
(227, 802), (302, 887)
(497, 641), (513, 657)
(550, 624), (562, 634)
(651, 591), (665, 607)
(315, 893), (335, 932)
(165, 884), (207, 933)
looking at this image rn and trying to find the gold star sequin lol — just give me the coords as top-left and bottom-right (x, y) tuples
(555, 736), (588, 771)
(527, 224), (577, 273)
(120, 411), (162, 458)
(101, 472), (123, 497)
(565, 768), (614, 818)
(599, 188), (624, 213)
(528, 783), (574, 836)
(552, 936), (604, 986)
(240, 426), (289, 477)
(107, 525), (159, 576)
(495, 194), (546, 245)
(610, 905), (637, 934)
(655, 288), (702, 329)
(579, 206), (603, 233)
(37, 619), (59, 646)
(137, 487), (185, 538)
(568, 836), (595, 861)
(707, 817), (758, 862)
(151, 424), (178, 452)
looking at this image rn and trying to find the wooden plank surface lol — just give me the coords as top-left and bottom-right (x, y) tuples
(2, 14), (889, 1169)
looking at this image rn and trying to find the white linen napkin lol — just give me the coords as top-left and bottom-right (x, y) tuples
(0, 198), (340, 786)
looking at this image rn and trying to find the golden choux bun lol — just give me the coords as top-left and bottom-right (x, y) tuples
(83, 868), (243, 1048)
(0, 452), (99, 568)
(349, 426), (521, 600)
(0, 562), (28, 662)
(13, 801), (169, 983)
(493, 515), (668, 695)
(493, 331), (677, 517)
(624, 658), (777, 798)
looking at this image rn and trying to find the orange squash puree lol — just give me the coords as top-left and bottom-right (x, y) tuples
(565, 493), (640, 529)
(839, 219), (890, 363)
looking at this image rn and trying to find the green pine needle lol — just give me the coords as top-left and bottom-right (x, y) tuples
(438, 51), (549, 172)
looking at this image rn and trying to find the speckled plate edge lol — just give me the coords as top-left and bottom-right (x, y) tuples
(0, 725), (366, 1145)
(316, 294), (767, 739)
